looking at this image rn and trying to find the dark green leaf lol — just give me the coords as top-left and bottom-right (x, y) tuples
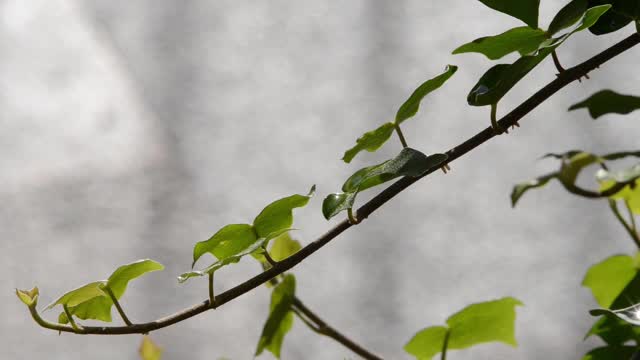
(253, 186), (315, 239)
(588, 0), (639, 35)
(582, 346), (636, 360)
(569, 90), (640, 119)
(323, 149), (448, 220)
(590, 304), (640, 326)
(446, 297), (523, 350)
(342, 122), (395, 163)
(192, 224), (258, 267)
(582, 254), (638, 308)
(453, 27), (548, 60)
(404, 326), (448, 360)
(586, 315), (640, 345)
(395, 65), (458, 125)
(511, 174), (556, 207)
(256, 274), (296, 359)
(477, 0), (540, 28)
(548, 0), (589, 35)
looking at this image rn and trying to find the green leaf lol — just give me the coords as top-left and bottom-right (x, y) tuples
(590, 304), (640, 326)
(588, 0), (639, 35)
(404, 326), (449, 360)
(582, 254), (638, 308)
(323, 149), (448, 220)
(405, 297), (523, 359)
(342, 122), (395, 164)
(253, 186), (315, 239)
(569, 90), (640, 119)
(453, 27), (548, 60)
(446, 297), (523, 350)
(511, 174), (556, 207)
(467, 46), (554, 107)
(548, 0), (589, 35)
(180, 237), (271, 283)
(60, 296), (114, 322)
(558, 151), (602, 185)
(586, 315), (640, 345)
(46, 281), (107, 310)
(256, 274), (296, 359)
(192, 224), (258, 267)
(106, 259), (164, 299)
(140, 336), (163, 360)
(395, 65), (458, 125)
(582, 346), (636, 360)
(477, 0), (540, 28)
(269, 232), (302, 262)
(16, 287), (39, 307)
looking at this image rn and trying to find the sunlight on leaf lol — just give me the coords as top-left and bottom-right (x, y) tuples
(342, 122), (395, 164)
(404, 326), (448, 360)
(269, 232), (302, 262)
(569, 90), (640, 119)
(107, 259), (164, 299)
(256, 275), (296, 359)
(192, 224), (258, 267)
(582, 254), (638, 308)
(591, 304), (640, 327)
(453, 27), (548, 60)
(253, 186), (315, 239)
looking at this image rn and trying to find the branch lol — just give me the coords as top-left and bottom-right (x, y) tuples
(28, 32), (640, 336)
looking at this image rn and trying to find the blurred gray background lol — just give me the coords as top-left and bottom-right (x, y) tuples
(2, 1), (639, 359)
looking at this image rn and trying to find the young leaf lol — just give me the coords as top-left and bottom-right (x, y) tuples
(588, 0), (639, 35)
(140, 336), (163, 360)
(253, 186), (315, 239)
(342, 122), (395, 164)
(269, 232), (302, 262)
(256, 274), (296, 359)
(582, 254), (638, 308)
(445, 297), (523, 350)
(192, 224), (258, 267)
(511, 173), (556, 207)
(453, 27), (548, 60)
(548, 0), (588, 35)
(45, 281), (107, 310)
(106, 259), (164, 299)
(323, 149), (448, 220)
(476, 0), (540, 28)
(395, 65), (458, 125)
(16, 287), (39, 307)
(582, 346), (636, 360)
(569, 90), (640, 119)
(404, 326), (449, 360)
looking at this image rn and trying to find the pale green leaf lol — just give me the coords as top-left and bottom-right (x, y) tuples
(253, 186), (315, 239)
(342, 122), (395, 163)
(453, 27), (548, 60)
(404, 326), (448, 360)
(16, 287), (39, 307)
(256, 274), (296, 359)
(106, 259), (164, 299)
(395, 65), (458, 124)
(582, 254), (638, 308)
(140, 336), (163, 360)
(269, 232), (302, 262)
(192, 224), (258, 267)
(45, 281), (107, 310)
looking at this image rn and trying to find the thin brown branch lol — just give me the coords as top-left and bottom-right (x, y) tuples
(28, 32), (640, 336)
(103, 286), (133, 326)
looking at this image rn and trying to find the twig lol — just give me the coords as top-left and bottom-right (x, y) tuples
(26, 31), (640, 336)
(609, 200), (640, 249)
(394, 124), (409, 148)
(103, 286), (133, 326)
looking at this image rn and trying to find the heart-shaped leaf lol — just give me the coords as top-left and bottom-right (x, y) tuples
(453, 27), (548, 60)
(582, 254), (639, 308)
(548, 0), (589, 35)
(342, 122), (395, 163)
(192, 224), (258, 267)
(476, 0), (540, 28)
(268, 232), (302, 262)
(569, 90), (640, 119)
(405, 297), (523, 359)
(323, 148), (448, 220)
(395, 65), (458, 125)
(16, 287), (39, 307)
(255, 274), (296, 359)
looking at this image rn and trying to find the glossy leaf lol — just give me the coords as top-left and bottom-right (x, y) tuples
(588, 0), (639, 35)
(548, 0), (588, 35)
(192, 224), (258, 267)
(256, 274), (296, 359)
(569, 90), (640, 119)
(395, 65), (458, 125)
(405, 297), (522, 359)
(446, 297), (523, 350)
(477, 0), (540, 28)
(323, 148), (448, 220)
(253, 186), (315, 239)
(591, 304), (640, 326)
(511, 174), (555, 207)
(453, 27), (548, 60)
(16, 287), (39, 307)
(269, 232), (302, 262)
(404, 326), (448, 360)
(582, 254), (638, 308)
(342, 122), (395, 163)
(140, 336), (163, 360)
(582, 346), (636, 360)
